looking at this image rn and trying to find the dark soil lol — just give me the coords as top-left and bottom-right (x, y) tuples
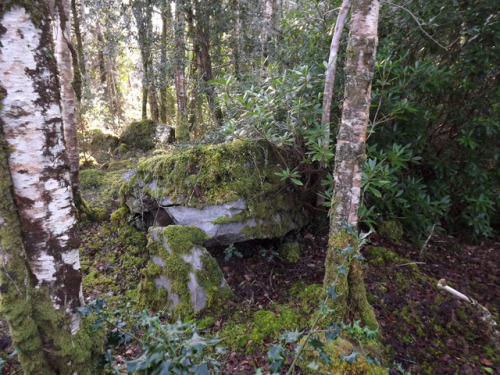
(1, 222), (499, 374)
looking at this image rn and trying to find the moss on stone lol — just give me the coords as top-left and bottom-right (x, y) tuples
(120, 119), (157, 151)
(138, 226), (232, 317)
(110, 206), (129, 226)
(120, 141), (304, 240)
(159, 225), (209, 255)
(277, 242), (302, 263)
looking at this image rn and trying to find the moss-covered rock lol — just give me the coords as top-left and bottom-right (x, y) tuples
(277, 242), (302, 263)
(138, 226), (232, 316)
(119, 119), (157, 151)
(121, 141), (306, 245)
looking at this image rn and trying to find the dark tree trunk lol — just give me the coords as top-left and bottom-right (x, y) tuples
(174, 0), (189, 140)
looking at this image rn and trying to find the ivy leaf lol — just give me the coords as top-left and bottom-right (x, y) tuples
(326, 285), (339, 300)
(325, 324), (340, 342)
(340, 349), (359, 364)
(353, 253), (365, 260)
(194, 363), (210, 375)
(337, 264), (348, 276)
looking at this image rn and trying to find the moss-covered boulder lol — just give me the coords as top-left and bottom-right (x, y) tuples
(121, 141), (306, 246)
(119, 120), (174, 151)
(138, 226), (232, 315)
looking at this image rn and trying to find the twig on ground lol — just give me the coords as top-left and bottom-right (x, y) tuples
(437, 279), (500, 351)
(419, 224), (435, 259)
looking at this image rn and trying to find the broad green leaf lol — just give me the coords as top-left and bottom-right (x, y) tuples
(340, 349), (359, 364)
(326, 285), (339, 300)
(325, 324), (340, 342)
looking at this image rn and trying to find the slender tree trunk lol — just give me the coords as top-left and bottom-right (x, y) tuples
(260, 0), (276, 79)
(80, 0), (90, 82)
(232, 0), (241, 79)
(71, 0), (86, 79)
(54, 0), (82, 207)
(160, 7), (170, 124)
(0, 4), (101, 373)
(323, 0), (380, 330)
(321, 0), (351, 147)
(192, 0), (222, 126)
(174, 0), (189, 140)
(149, 87), (160, 122)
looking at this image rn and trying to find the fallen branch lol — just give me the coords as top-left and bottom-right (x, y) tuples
(437, 279), (500, 351)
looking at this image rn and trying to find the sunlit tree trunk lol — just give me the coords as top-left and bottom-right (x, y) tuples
(71, 0), (86, 81)
(0, 4), (101, 373)
(54, 0), (81, 207)
(323, 0), (380, 330)
(321, 0), (351, 147)
(174, 0), (189, 140)
(160, 6), (171, 124)
(232, 0), (241, 79)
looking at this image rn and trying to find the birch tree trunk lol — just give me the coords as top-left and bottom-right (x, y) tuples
(321, 0), (351, 147)
(0, 4), (102, 373)
(54, 0), (82, 209)
(323, 0), (380, 330)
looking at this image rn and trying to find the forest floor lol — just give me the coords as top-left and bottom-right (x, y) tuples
(1, 160), (499, 374)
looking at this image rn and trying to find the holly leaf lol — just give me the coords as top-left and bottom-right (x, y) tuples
(340, 349), (359, 364)
(319, 351), (333, 365)
(280, 330), (303, 343)
(308, 336), (324, 351)
(268, 344), (285, 361)
(367, 354), (381, 366)
(326, 285), (339, 300)
(325, 324), (340, 342)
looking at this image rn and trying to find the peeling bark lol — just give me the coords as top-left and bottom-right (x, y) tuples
(323, 0), (380, 330)
(0, 4), (102, 373)
(54, 0), (81, 203)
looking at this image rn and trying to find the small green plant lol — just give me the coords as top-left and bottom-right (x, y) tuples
(78, 297), (224, 374)
(223, 244), (243, 262)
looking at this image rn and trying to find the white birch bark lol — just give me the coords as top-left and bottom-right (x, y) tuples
(330, 0), (380, 230)
(0, 5), (83, 331)
(54, 0), (80, 198)
(323, 0), (380, 330)
(321, 0), (351, 147)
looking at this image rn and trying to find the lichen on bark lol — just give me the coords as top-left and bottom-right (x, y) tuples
(324, 0), (380, 330)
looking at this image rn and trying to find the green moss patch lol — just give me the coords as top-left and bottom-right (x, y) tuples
(121, 140), (305, 240)
(138, 226), (232, 317)
(277, 242), (302, 263)
(120, 119), (157, 151)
